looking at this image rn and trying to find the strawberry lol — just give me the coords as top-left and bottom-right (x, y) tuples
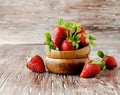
(79, 32), (96, 46)
(80, 60), (105, 78)
(80, 25), (86, 33)
(45, 19), (96, 52)
(72, 24), (96, 47)
(53, 26), (68, 48)
(27, 55), (45, 73)
(103, 56), (118, 69)
(97, 50), (118, 69)
(60, 21), (85, 51)
(61, 40), (76, 51)
(80, 32), (88, 46)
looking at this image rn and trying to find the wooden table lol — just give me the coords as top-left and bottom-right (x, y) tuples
(0, 0), (120, 95)
(0, 42), (120, 95)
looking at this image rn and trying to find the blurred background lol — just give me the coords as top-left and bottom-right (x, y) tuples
(0, 0), (120, 44)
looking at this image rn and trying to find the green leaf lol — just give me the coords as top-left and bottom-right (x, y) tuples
(72, 22), (82, 28)
(76, 26), (80, 33)
(92, 60), (106, 70)
(72, 41), (76, 47)
(75, 43), (79, 49)
(92, 60), (99, 64)
(90, 41), (96, 46)
(70, 27), (75, 34)
(45, 32), (52, 43)
(72, 22), (76, 27)
(75, 34), (80, 40)
(99, 61), (106, 70)
(97, 50), (105, 58)
(65, 22), (71, 28)
(85, 34), (96, 47)
(86, 34), (90, 43)
(89, 34), (96, 40)
(59, 19), (64, 26)
(71, 40), (79, 49)
(45, 32), (56, 52)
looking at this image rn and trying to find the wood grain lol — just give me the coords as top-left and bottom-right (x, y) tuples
(0, 44), (119, 95)
(0, 0), (120, 95)
(0, 0), (120, 44)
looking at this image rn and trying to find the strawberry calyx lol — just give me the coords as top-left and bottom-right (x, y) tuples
(85, 34), (96, 46)
(92, 60), (106, 70)
(45, 32), (56, 52)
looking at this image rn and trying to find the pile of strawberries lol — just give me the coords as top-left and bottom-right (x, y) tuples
(45, 19), (96, 52)
(80, 50), (118, 78)
(26, 19), (118, 78)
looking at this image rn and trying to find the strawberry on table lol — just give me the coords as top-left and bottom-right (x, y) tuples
(80, 60), (105, 78)
(97, 50), (118, 69)
(27, 55), (45, 73)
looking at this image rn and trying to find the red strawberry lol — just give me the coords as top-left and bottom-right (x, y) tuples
(80, 32), (88, 46)
(53, 27), (68, 48)
(77, 25), (96, 46)
(97, 50), (118, 69)
(79, 32), (96, 46)
(80, 25), (86, 33)
(27, 55), (45, 73)
(45, 19), (96, 52)
(103, 56), (117, 69)
(80, 60), (102, 78)
(61, 40), (76, 51)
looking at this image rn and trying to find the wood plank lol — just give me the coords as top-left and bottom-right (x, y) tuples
(0, 44), (119, 95)
(0, 0), (120, 94)
(0, 0), (120, 44)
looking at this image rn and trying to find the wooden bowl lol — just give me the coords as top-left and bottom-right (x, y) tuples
(45, 57), (88, 74)
(46, 45), (90, 59)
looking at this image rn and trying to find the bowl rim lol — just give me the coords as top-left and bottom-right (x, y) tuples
(48, 45), (90, 53)
(46, 45), (90, 59)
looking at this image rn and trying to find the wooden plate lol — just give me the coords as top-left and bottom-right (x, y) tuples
(45, 57), (88, 74)
(46, 45), (90, 59)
